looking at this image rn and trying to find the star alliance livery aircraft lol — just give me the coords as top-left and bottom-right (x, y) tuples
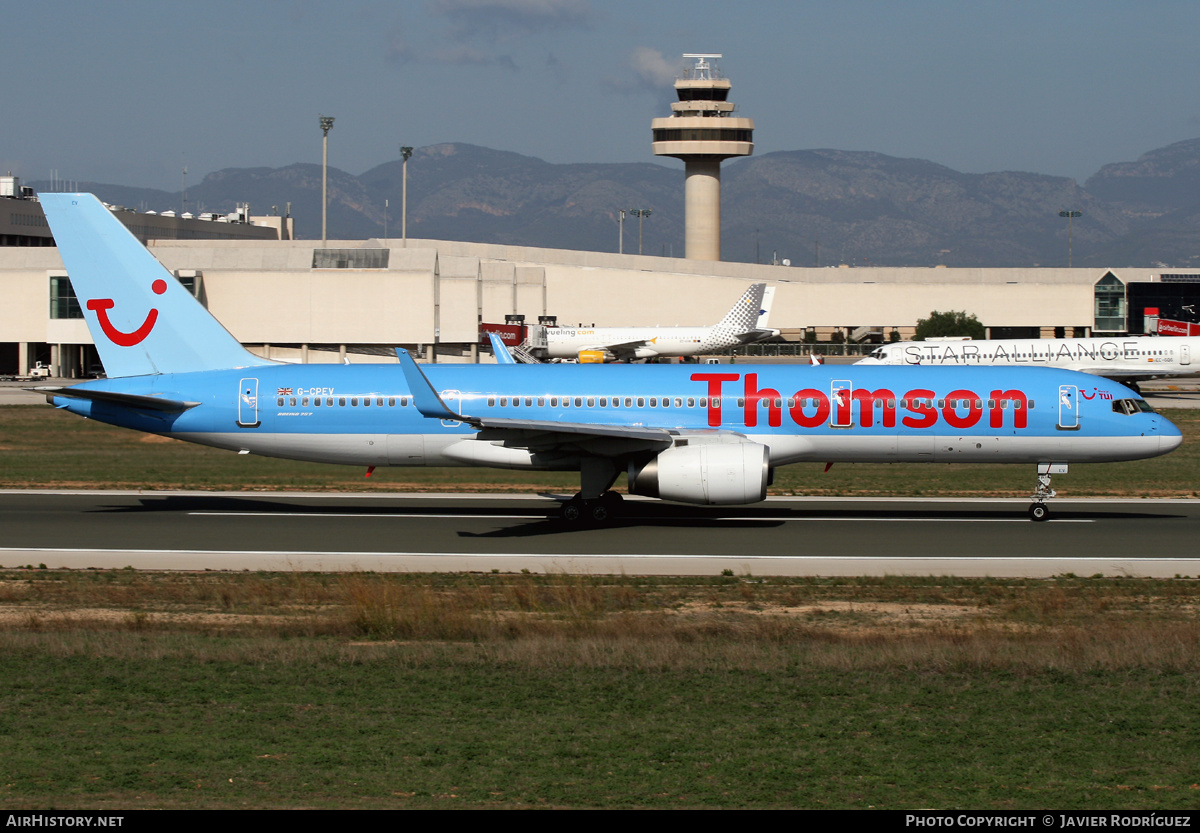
(859, 337), (1200, 388)
(39, 194), (1181, 522)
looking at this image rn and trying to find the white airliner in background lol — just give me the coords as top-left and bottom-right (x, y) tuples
(858, 336), (1200, 388)
(542, 283), (778, 361)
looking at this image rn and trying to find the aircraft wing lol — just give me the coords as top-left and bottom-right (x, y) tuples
(585, 339), (650, 361)
(396, 348), (672, 453)
(475, 418), (673, 456)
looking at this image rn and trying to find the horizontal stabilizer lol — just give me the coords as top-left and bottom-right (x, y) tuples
(735, 328), (781, 344)
(36, 386), (200, 412)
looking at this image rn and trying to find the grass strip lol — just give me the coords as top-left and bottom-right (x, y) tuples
(1, 570), (1199, 809)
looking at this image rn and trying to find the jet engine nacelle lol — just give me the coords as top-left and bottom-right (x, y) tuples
(628, 441), (770, 505)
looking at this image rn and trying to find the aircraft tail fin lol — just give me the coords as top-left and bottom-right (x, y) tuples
(40, 193), (275, 378)
(756, 285), (776, 329)
(713, 283), (767, 335)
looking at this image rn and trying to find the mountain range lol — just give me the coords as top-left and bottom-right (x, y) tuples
(32, 138), (1200, 269)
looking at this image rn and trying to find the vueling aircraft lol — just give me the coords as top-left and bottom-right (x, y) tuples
(859, 336), (1200, 389)
(38, 194), (1181, 523)
(540, 283), (778, 361)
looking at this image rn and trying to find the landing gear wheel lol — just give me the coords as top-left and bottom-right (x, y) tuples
(1029, 503), (1049, 522)
(560, 498), (584, 522)
(559, 492), (622, 525)
(599, 491), (624, 510)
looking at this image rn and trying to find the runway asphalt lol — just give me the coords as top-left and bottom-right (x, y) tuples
(2, 490), (1197, 577)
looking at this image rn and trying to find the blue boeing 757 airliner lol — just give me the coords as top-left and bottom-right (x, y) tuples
(38, 194), (1181, 522)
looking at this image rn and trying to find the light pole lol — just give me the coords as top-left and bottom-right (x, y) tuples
(631, 208), (652, 255)
(319, 115), (335, 246)
(1059, 209), (1081, 268)
(617, 209), (627, 254)
(400, 146), (413, 244)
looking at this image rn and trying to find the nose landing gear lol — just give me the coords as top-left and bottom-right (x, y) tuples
(1029, 462), (1066, 522)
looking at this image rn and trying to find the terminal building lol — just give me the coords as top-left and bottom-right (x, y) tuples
(2, 229), (1196, 377)
(0, 176), (290, 248)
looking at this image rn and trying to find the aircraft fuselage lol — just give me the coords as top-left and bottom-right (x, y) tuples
(54, 363), (1179, 470)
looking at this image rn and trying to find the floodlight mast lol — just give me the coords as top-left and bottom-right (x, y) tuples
(631, 208), (652, 255)
(401, 146), (413, 244)
(1059, 209), (1082, 268)
(319, 115), (335, 246)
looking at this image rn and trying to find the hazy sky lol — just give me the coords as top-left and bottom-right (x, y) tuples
(6, 0), (1199, 191)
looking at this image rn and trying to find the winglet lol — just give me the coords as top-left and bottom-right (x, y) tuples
(394, 348), (480, 426)
(488, 333), (517, 365)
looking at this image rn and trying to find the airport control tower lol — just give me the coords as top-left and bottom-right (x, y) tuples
(652, 54), (754, 261)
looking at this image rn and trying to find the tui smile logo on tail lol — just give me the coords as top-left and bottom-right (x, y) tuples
(86, 279), (167, 346)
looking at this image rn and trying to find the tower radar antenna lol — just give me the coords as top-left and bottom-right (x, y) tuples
(682, 53), (722, 80)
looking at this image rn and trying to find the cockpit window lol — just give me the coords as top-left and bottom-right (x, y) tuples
(1112, 398), (1155, 416)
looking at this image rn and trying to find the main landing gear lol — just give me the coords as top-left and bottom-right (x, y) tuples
(560, 491), (624, 523)
(1029, 463), (1066, 522)
(558, 457), (624, 524)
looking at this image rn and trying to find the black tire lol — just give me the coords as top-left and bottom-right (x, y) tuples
(560, 500), (583, 522)
(600, 491), (624, 508)
(1029, 503), (1049, 522)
